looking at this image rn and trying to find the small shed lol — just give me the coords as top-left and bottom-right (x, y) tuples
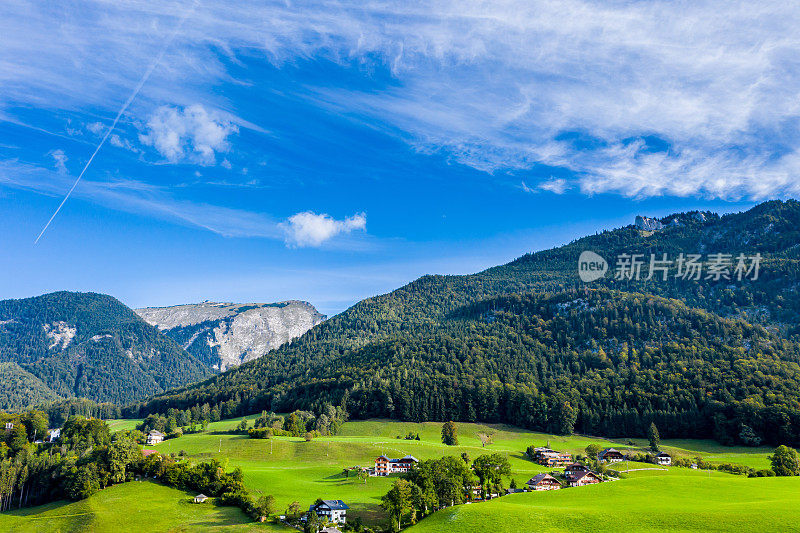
(194, 494), (209, 503)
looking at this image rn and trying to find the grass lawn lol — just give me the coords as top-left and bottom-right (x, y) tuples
(407, 473), (800, 532)
(0, 480), (277, 532)
(105, 418), (142, 432)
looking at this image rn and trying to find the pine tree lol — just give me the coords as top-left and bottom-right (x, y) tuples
(648, 422), (661, 451)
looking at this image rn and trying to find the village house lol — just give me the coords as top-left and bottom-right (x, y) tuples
(46, 428), (61, 443)
(564, 463), (590, 477)
(598, 448), (625, 463)
(567, 471), (603, 487)
(372, 455), (419, 476)
(470, 485), (500, 500)
(308, 500), (349, 524)
(193, 494), (209, 503)
(4, 422), (13, 432)
(654, 452), (672, 466)
(531, 447), (572, 467)
(526, 473), (562, 491)
(146, 430), (164, 445)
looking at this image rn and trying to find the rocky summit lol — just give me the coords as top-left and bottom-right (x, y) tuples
(136, 301), (326, 371)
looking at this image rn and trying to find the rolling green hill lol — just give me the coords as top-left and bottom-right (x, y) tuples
(0, 418), (789, 532)
(0, 291), (212, 409)
(0, 480), (268, 532)
(127, 200), (800, 447)
(406, 473), (800, 533)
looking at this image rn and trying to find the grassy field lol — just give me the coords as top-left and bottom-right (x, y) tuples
(406, 472), (800, 532)
(4, 418), (779, 531)
(133, 417), (775, 526)
(0, 480), (276, 532)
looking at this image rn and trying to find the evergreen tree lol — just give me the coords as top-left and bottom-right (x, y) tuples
(648, 422), (661, 451)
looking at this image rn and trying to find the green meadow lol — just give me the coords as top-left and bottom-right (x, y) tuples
(0, 418), (788, 532)
(137, 417), (776, 525)
(406, 472), (800, 532)
(0, 479), (272, 532)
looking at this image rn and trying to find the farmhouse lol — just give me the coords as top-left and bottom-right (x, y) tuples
(598, 448), (625, 463)
(567, 470), (603, 487)
(531, 448), (572, 467)
(193, 494), (209, 503)
(309, 500), (349, 524)
(146, 430), (164, 445)
(655, 452), (672, 466)
(46, 428), (61, 443)
(526, 473), (562, 491)
(564, 463), (590, 477)
(373, 455), (419, 476)
(4, 422), (13, 432)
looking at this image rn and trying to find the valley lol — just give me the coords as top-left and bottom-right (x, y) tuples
(0, 417), (791, 532)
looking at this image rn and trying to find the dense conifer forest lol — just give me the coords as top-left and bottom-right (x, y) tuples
(126, 200), (800, 447)
(0, 292), (211, 408)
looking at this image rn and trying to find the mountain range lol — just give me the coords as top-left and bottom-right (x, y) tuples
(0, 294), (324, 410)
(126, 200), (800, 447)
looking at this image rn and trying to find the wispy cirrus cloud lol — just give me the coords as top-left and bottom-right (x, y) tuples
(49, 149), (68, 173)
(2, 0), (800, 215)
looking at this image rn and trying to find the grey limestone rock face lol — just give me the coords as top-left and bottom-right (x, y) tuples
(635, 215), (664, 231)
(136, 301), (325, 371)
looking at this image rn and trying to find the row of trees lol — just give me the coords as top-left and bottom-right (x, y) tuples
(382, 453), (511, 531)
(0, 411), (276, 522)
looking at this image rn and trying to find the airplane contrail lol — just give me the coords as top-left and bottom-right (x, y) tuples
(34, 1), (199, 244)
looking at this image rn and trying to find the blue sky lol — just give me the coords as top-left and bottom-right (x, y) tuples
(1, 1), (797, 316)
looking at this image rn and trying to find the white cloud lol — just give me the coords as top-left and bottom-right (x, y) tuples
(87, 122), (104, 135)
(138, 104), (238, 164)
(49, 149), (68, 173)
(539, 178), (568, 195)
(3, 1), (800, 199)
(109, 133), (139, 152)
(280, 211), (367, 247)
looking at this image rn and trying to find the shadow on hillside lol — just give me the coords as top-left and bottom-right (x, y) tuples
(2, 499), (72, 516)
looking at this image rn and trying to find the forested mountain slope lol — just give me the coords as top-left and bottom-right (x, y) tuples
(0, 292), (211, 408)
(127, 200), (800, 446)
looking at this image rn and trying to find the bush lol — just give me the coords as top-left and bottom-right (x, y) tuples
(248, 428), (273, 439)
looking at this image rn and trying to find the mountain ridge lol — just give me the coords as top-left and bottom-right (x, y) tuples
(124, 200), (800, 447)
(0, 291), (212, 409)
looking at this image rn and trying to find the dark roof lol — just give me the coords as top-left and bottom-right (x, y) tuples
(527, 473), (558, 485)
(570, 471), (601, 482)
(598, 448), (624, 457)
(656, 452), (671, 457)
(313, 500), (349, 511)
(566, 463), (589, 470)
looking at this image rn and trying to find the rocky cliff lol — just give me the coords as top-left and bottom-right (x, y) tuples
(135, 301), (326, 371)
